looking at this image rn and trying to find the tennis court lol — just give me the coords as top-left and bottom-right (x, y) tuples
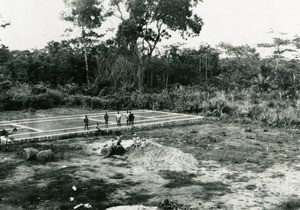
(0, 110), (204, 143)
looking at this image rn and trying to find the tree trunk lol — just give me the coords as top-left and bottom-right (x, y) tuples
(165, 74), (169, 89)
(83, 44), (90, 86)
(275, 57), (279, 74)
(205, 55), (208, 84)
(138, 63), (144, 93)
(199, 56), (201, 84)
(150, 70), (154, 87)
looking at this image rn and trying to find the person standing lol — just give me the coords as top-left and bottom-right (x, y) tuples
(104, 112), (109, 128)
(84, 115), (89, 130)
(129, 111), (135, 127)
(125, 110), (130, 126)
(116, 111), (122, 127)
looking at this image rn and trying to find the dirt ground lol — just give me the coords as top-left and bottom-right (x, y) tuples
(1, 109), (300, 210)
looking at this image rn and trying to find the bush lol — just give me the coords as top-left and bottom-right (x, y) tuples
(0, 80), (13, 91)
(279, 198), (300, 210)
(131, 93), (153, 109)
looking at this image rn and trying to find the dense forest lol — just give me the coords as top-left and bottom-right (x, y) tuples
(1, 0), (300, 127)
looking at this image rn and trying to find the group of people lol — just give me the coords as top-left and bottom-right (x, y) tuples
(83, 110), (135, 130)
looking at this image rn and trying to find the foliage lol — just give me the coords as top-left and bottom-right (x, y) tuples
(62, 0), (108, 85)
(113, 0), (204, 92)
(278, 198), (300, 210)
(158, 199), (195, 210)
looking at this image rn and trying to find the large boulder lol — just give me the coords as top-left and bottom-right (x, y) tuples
(22, 148), (39, 160)
(36, 150), (54, 162)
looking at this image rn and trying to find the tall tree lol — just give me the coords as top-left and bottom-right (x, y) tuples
(257, 38), (295, 72)
(218, 43), (261, 88)
(62, 0), (107, 85)
(112, 0), (203, 92)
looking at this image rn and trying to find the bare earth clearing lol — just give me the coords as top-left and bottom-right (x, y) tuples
(1, 108), (300, 210)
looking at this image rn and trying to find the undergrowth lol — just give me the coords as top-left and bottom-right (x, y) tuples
(276, 198), (300, 210)
(2, 84), (300, 129)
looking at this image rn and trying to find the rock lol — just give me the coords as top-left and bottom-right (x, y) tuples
(36, 150), (54, 162)
(22, 148), (39, 160)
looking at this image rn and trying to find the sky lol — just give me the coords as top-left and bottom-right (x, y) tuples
(0, 0), (300, 51)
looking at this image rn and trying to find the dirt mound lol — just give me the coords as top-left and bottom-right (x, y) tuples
(126, 141), (198, 172)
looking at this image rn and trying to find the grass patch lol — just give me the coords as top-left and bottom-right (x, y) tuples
(200, 181), (231, 192)
(159, 170), (196, 188)
(120, 179), (142, 187)
(102, 183), (151, 208)
(110, 173), (125, 179)
(102, 161), (129, 168)
(124, 191), (154, 205)
(192, 181), (232, 200)
(0, 161), (21, 180)
(159, 170), (231, 199)
(158, 199), (196, 210)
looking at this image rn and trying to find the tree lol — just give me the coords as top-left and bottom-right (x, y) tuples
(257, 38), (295, 72)
(62, 0), (107, 85)
(112, 0), (203, 92)
(0, 44), (10, 65)
(217, 43), (261, 88)
(5, 50), (31, 82)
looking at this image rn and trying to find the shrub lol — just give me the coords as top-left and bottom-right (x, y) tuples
(279, 198), (300, 210)
(132, 93), (153, 109)
(0, 80), (12, 91)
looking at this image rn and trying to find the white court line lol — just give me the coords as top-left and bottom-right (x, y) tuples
(0, 113), (100, 124)
(0, 109), (149, 125)
(146, 114), (183, 119)
(19, 110), (149, 124)
(146, 109), (201, 118)
(134, 114), (202, 123)
(11, 123), (43, 132)
(134, 114), (157, 119)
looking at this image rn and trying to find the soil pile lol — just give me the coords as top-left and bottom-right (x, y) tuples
(126, 141), (198, 172)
